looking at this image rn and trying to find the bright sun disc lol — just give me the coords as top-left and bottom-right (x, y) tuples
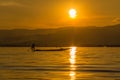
(69, 9), (77, 19)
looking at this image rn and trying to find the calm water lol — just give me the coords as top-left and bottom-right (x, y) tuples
(0, 47), (120, 80)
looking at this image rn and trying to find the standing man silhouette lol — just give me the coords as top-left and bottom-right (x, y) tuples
(31, 43), (35, 51)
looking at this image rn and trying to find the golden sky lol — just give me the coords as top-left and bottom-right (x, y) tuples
(0, 0), (120, 29)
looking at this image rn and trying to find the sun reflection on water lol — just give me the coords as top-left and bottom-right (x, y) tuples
(69, 47), (77, 80)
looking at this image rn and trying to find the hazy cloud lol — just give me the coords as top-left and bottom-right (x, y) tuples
(0, 1), (24, 7)
(112, 18), (120, 23)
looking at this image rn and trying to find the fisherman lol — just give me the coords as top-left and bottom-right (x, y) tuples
(31, 43), (35, 51)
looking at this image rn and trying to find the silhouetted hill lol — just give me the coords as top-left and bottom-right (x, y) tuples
(0, 24), (120, 47)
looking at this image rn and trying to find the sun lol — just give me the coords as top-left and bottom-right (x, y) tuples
(69, 8), (77, 19)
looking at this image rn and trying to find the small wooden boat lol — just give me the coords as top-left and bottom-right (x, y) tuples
(34, 48), (69, 52)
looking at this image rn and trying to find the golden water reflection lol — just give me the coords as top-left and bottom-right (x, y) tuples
(69, 47), (77, 80)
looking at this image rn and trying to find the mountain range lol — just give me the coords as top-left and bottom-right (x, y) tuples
(0, 24), (120, 47)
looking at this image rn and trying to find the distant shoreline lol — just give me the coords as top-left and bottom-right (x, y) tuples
(1, 45), (120, 47)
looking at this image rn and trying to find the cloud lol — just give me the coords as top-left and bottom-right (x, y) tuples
(112, 18), (120, 23)
(0, 1), (24, 7)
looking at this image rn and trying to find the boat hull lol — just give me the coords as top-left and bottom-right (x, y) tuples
(34, 48), (69, 51)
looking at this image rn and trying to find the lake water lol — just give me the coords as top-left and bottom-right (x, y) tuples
(0, 47), (120, 80)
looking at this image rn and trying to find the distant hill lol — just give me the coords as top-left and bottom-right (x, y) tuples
(0, 24), (120, 47)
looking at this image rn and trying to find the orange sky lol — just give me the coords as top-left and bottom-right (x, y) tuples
(0, 0), (120, 29)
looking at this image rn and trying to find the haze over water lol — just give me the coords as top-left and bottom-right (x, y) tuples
(0, 47), (120, 80)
